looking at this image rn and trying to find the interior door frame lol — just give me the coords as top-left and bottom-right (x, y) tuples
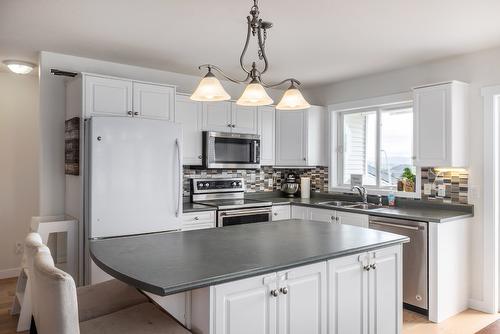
(481, 85), (500, 313)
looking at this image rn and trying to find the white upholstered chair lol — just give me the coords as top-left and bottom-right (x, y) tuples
(32, 251), (191, 334)
(21, 232), (149, 326)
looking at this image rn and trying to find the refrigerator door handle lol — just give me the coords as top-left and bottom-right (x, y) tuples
(175, 138), (182, 217)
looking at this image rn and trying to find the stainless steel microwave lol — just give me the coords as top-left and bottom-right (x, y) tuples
(203, 131), (261, 169)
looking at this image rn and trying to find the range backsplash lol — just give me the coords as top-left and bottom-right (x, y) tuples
(183, 166), (329, 196)
(420, 167), (469, 204)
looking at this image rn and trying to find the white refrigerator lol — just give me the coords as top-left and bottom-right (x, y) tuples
(86, 116), (183, 283)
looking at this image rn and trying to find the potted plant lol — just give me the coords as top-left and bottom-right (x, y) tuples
(401, 168), (416, 192)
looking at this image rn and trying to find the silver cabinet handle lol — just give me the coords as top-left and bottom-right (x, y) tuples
(231, 124), (236, 128)
(198, 155), (202, 159)
(175, 139), (182, 218)
(363, 265), (371, 271)
(127, 111), (133, 116)
(227, 124), (232, 127)
(280, 287), (288, 295)
(270, 289), (279, 297)
(194, 216), (199, 221)
(370, 264), (376, 270)
(134, 111), (139, 116)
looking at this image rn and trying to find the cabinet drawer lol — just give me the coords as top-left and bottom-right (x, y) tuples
(182, 211), (216, 225)
(272, 205), (291, 221)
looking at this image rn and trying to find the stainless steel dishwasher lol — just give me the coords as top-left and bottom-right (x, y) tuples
(369, 216), (428, 315)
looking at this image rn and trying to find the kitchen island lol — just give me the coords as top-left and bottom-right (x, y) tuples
(90, 220), (409, 334)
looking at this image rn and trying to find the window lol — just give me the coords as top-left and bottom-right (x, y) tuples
(338, 103), (417, 193)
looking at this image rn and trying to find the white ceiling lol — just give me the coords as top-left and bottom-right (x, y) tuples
(1, 0), (500, 86)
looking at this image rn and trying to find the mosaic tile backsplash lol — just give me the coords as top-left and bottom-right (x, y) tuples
(420, 167), (469, 204)
(183, 167), (329, 196)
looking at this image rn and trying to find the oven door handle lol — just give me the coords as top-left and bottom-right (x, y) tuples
(220, 208), (272, 217)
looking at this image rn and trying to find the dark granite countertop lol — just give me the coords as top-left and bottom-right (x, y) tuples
(245, 192), (474, 223)
(90, 220), (408, 296)
(182, 202), (216, 213)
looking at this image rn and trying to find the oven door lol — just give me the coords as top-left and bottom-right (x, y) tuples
(204, 131), (260, 169)
(218, 207), (272, 227)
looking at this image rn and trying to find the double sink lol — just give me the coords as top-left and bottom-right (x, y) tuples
(317, 200), (383, 210)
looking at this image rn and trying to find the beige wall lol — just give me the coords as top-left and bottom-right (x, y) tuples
(0, 71), (39, 275)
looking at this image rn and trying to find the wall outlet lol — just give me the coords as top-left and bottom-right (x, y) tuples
(423, 183), (432, 195)
(267, 178), (273, 187)
(15, 242), (23, 255)
(438, 185), (446, 197)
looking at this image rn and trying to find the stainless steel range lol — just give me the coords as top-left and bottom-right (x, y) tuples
(190, 178), (272, 227)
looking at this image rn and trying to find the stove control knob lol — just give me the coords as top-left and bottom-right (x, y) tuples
(237, 182), (242, 187)
(232, 182), (237, 187)
(205, 183), (210, 188)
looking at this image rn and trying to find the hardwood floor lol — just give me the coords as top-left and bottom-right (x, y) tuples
(0, 278), (27, 334)
(0, 277), (499, 334)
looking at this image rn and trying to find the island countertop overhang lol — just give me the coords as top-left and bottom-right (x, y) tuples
(90, 220), (409, 296)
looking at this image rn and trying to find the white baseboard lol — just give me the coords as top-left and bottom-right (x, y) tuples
(469, 298), (496, 314)
(0, 267), (20, 279)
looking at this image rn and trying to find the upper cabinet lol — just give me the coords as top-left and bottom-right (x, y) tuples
(275, 106), (326, 166)
(413, 81), (469, 167)
(83, 74), (175, 120)
(259, 106), (275, 166)
(175, 94), (203, 166)
(202, 102), (258, 134)
(133, 82), (174, 121)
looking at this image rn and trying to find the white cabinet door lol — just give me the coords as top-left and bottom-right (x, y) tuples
(278, 262), (327, 334)
(232, 103), (258, 134)
(202, 101), (232, 132)
(272, 205), (291, 221)
(369, 246), (402, 334)
(328, 253), (368, 334)
(276, 110), (307, 166)
(413, 84), (449, 166)
(309, 208), (336, 224)
(175, 95), (203, 165)
(214, 273), (278, 334)
(85, 75), (132, 117)
(259, 106), (276, 165)
(291, 206), (310, 219)
(133, 82), (174, 121)
(181, 210), (216, 231)
(337, 211), (368, 228)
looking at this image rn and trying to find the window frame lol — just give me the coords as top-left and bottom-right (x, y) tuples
(332, 100), (421, 199)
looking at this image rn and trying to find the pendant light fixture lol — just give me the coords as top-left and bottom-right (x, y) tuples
(191, 0), (310, 110)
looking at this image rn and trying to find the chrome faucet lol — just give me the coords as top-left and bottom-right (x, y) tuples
(351, 186), (368, 204)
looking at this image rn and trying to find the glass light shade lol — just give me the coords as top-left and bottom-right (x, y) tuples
(236, 82), (273, 106)
(3, 60), (34, 74)
(190, 74), (231, 101)
(276, 87), (311, 110)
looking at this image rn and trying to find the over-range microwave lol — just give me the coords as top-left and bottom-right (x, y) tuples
(203, 131), (261, 169)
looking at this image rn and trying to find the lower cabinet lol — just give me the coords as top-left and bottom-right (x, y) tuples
(328, 245), (402, 334)
(181, 211), (216, 231)
(213, 262), (327, 334)
(272, 205), (291, 221)
(336, 211), (369, 228)
(292, 206), (369, 228)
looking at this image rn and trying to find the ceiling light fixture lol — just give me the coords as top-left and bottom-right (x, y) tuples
(2, 60), (35, 75)
(191, 0), (310, 110)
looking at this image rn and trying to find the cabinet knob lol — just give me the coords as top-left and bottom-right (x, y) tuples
(274, 212), (278, 216)
(134, 111), (139, 116)
(270, 289), (279, 297)
(198, 155), (202, 159)
(227, 124), (232, 127)
(231, 124), (236, 128)
(303, 158), (306, 161)
(194, 217), (199, 221)
(370, 263), (376, 270)
(363, 265), (371, 271)
(279, 287), (288, 295)
(127, 111), (133, 116)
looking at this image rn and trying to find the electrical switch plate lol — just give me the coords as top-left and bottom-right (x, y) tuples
(423, 184), (432, 195)
(268, 179), (273, 187)
(438, 184), (446, 197)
